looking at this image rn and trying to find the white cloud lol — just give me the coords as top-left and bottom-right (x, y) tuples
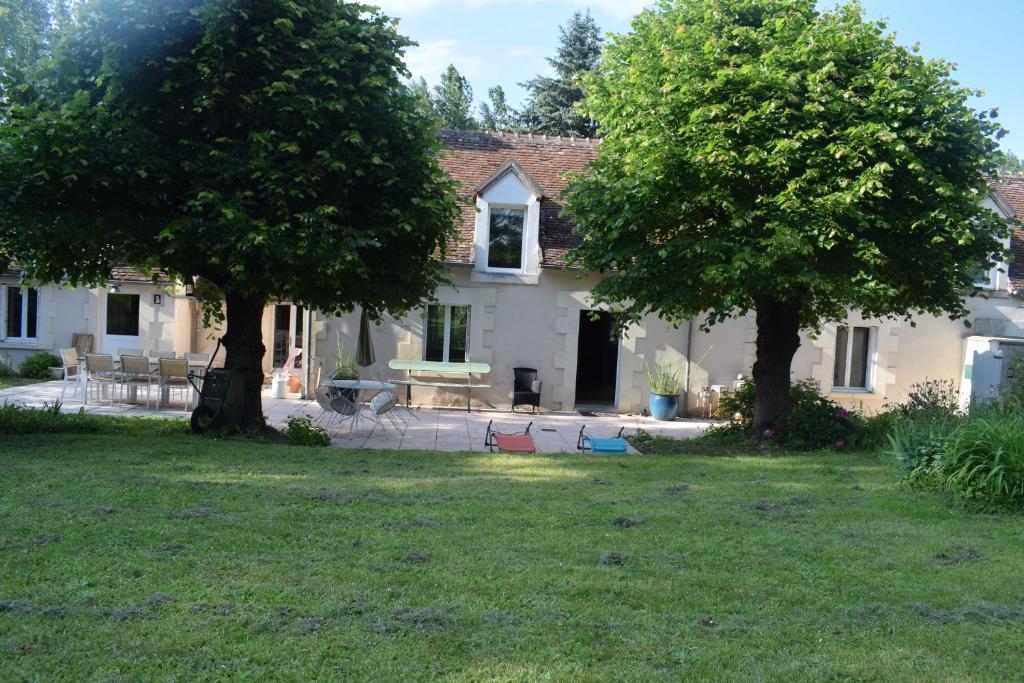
(404, 38), (493, 83)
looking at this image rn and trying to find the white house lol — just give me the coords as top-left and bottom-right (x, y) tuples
(4, 129), (1023, 415)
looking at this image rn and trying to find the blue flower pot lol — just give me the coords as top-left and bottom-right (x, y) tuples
(649, 393), (679, 421)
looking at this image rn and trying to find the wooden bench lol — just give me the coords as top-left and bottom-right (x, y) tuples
(388, 359), (492, 412)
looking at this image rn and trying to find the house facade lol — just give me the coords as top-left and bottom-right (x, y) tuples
(4, 128), (1023, 415)
(297, 132), (1024, 415)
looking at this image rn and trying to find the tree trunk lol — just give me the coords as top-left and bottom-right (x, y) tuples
(223, 290), (267, 431)
(750, 296), (803, 435)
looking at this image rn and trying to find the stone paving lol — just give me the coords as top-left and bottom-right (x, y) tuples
(0, 380), (717, 453)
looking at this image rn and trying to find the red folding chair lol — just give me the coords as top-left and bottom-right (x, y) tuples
(484, 420), (536, 453)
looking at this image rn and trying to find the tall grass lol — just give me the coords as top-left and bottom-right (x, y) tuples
(935, 402), (1024, 508)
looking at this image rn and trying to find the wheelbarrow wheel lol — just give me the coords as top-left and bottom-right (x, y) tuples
(190, 403), (217, 435)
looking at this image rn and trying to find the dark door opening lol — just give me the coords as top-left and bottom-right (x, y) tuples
(272, 304), (304, 369)
(575, 311), (619, 407)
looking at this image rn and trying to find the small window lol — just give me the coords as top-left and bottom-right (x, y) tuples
(424, 304), (470, 363)
(3, 286), (38, 339)
(833, 325), (873, 390)
(487, 207), (525, 270)
(106, 293), (140, 336)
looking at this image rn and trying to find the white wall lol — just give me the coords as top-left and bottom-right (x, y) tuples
(0, 277), (191, 367)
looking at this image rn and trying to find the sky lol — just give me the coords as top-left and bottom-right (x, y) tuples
(373, 0), (1024, 156)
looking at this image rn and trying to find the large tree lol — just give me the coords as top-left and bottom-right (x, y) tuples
(565, 0), (1009, 432)
(0, 0), (458, 428)
(430, 64), (478, 130)
(519, 10), (601, 138)
(479, 85), (518, 132)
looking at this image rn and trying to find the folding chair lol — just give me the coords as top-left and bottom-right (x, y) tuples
(484, 420), (536, 453)
(577, 425), (628, 454)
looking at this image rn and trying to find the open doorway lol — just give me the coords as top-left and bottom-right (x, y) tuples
(574, 310), (618, 408)
(272, 303), (304, 369)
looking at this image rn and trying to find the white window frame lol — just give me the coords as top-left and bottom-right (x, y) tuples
(424, 304), (470, 363)
(832, 325), (876, 392)
(973, 235), (1011, 290)
(1, 285), (39, 341)
(484, 204), (528, 274)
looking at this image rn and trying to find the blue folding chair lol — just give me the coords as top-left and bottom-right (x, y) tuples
(577, 425), (628, 454)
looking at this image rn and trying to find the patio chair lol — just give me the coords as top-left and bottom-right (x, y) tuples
(83, 354), (118, 405)
(157, 358), (191, 409)
(328, 390), (361, 433)
(577, 425), (628, 454)
(117, 347), (144, 357)
(512, 367), (541, 413)
(149, 350), (177, 360)
(59, 348), (81, 402)
(119, 354), (155, 408)
(484, 420), (536, 453)
(71, 333), (93, 357)
(313, 385), (342, 432)
(371, 363), (419, 422)
(364, 388), (403, 438)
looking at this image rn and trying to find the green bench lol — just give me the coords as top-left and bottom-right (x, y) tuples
(387, 359), (492, 412)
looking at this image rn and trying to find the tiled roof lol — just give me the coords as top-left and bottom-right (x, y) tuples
(438, 129), (598, 266)
(990, 173), (1024, 290)
(1, 265), (169, 284)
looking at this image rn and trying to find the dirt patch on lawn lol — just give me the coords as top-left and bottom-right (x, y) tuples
(600, 551), (630, 566)
(746, 495), (814, 520)
(932, 544), (983, 565)
(159, 543), (189, 554)
(404, 550), (429, 564)
(170, 502), (215, 519)
(612, 516), (645, 528)
(906, 602), (1024, 624)
(384, 605), (458, 633)
(2, 533), (61, 551)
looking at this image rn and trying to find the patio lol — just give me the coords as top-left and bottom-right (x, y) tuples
(0, 380), (716, 453)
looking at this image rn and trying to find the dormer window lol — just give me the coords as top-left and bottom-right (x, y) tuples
(487, 207), (526, 270)
(472, 159), (544, 283)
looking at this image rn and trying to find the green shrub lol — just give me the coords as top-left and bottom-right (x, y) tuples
(18, 352), (61, 379)
(284, 415), (331, 447)
(0, 355), (17, 378)
(0, 402), (107, 435)
(886, 415), (957, 476)
(933, 402), (1024, 509)
(1000, 352), (1024, 407)
(891, 379), (962, 421)
(718, 378), (860, 450)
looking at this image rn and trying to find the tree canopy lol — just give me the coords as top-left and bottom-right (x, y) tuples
(428, 64), (478, 129)
(0, 0), (459, 425)
(565, 0), (1009, 430)
(519, 11), (602, 138)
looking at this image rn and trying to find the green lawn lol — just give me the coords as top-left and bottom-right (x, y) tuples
(2, 429), (1022, 681)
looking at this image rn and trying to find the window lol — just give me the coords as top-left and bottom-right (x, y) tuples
(3, 286), (38, 339)
(833, 325), (874, 390)
(424, 305), (469, 363)
(106, 293), (140, 336)
(487, 207), (525, 270)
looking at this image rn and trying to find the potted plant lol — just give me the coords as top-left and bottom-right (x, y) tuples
(329, 339), (360, 402)
(647, 361), (681, 421)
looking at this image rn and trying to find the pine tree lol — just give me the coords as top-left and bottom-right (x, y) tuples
(479, 85), (518, 131)
(430, 64), (477, 130)
(519, 11), (601, 137)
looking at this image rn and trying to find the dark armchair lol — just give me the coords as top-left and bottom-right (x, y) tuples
(512, 367), (541, 413)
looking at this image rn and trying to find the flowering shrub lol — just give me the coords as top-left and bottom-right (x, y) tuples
(720, 378), (862, 450)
